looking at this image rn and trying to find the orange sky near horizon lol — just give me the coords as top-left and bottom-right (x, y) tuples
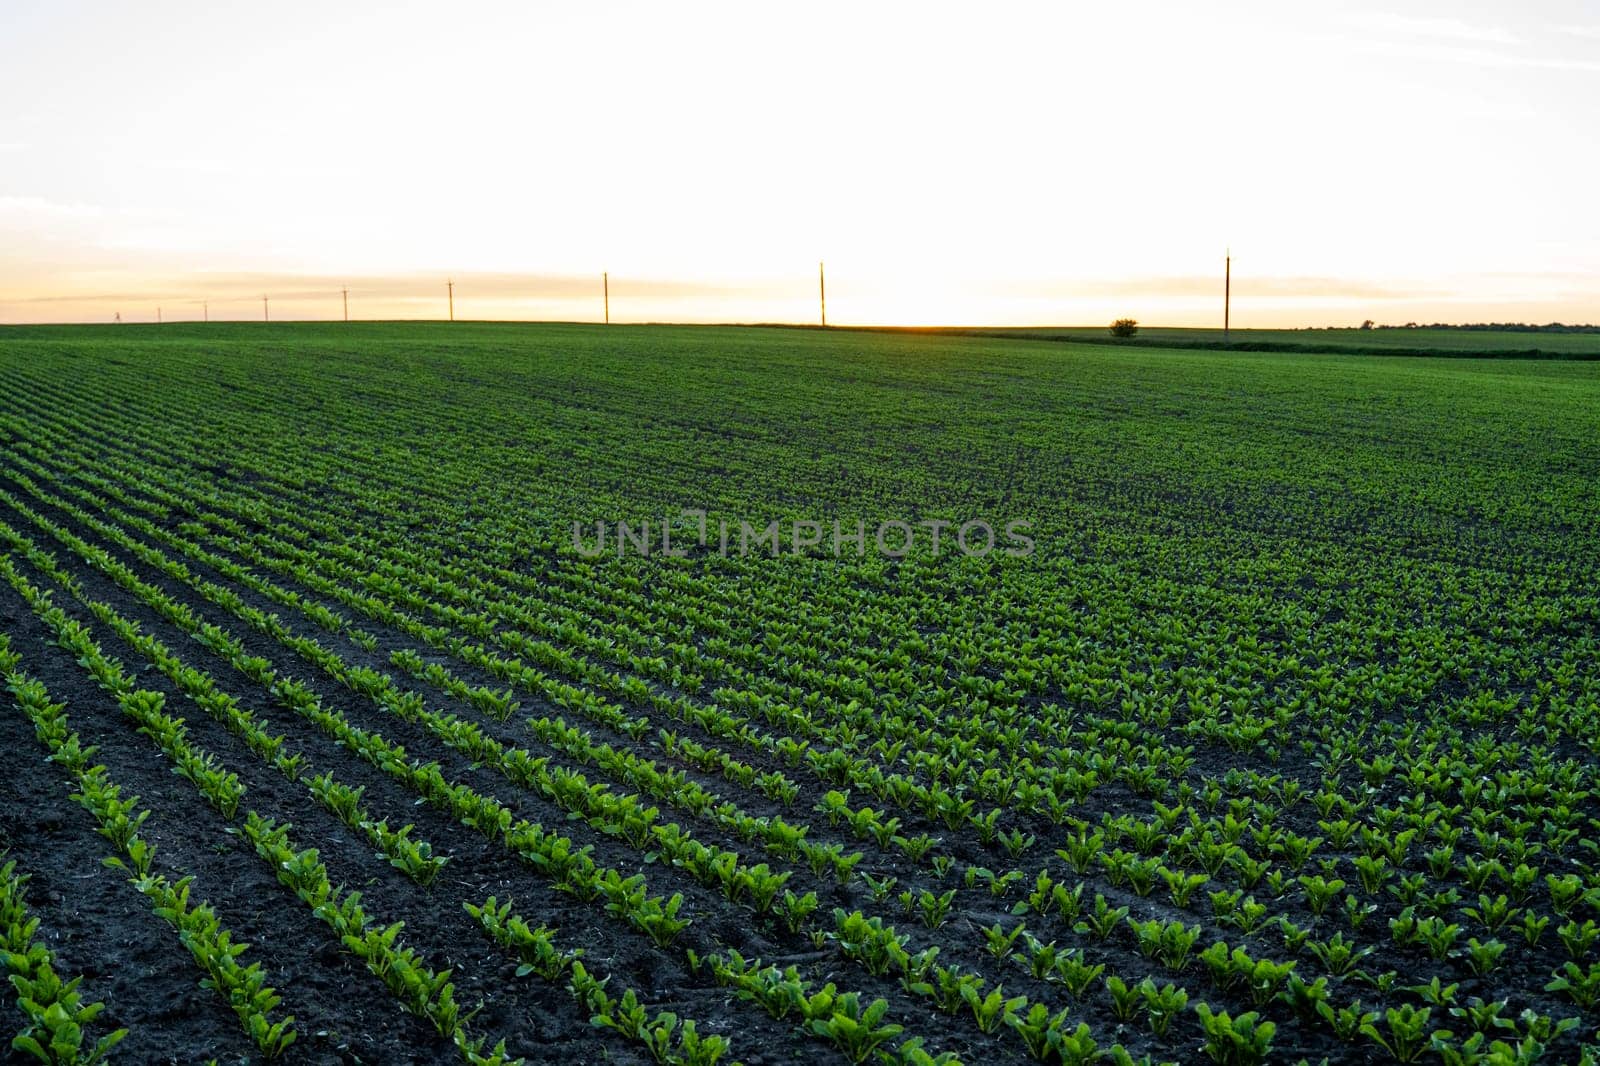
(2, 1), (1598, 327)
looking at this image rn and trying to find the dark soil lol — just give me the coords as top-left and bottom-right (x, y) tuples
(0, 485), (841, 1065)
(0, 416), (1592, 1066)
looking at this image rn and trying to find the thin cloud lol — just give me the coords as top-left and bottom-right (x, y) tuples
(11, 271), (804, 304)
(1343, 12), (1522, 46)
(1337, 12), (1600, 72)
(1361, 40), (1600, 72)
(0, 195), (103, 218)
(15, 291), (163, 304)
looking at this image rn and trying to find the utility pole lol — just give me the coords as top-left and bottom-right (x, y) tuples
(819, 261), (827, 328)
(263, 296), (269, 323)
(157, 307), (162, 325)
(603, 272), (609, 324)
(203, 301), (208, 323)
(447, 279), (454, 322)
(114, 311), (121, 324)
(342, 287), (349, 322)
(1224, 250), (1231, 344)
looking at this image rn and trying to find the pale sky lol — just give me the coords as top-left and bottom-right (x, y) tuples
(2, 0), (1597, 326)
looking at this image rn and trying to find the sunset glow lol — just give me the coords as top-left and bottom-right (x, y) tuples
(3, 0), (1597, 326)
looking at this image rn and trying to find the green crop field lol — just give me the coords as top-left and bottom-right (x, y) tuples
(1, 321), (1598, 1065)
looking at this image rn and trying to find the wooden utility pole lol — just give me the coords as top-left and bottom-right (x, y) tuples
(203, 301), (208, 323)
(157, 307), (162, 324)
(263, 296), (269, 323)
(342, 287), (349, 322)
(819, 261), (827, 328)
(1224, 251), (1231, 344)
(603, 272), (609, 324)
(447, 279), (455, 322)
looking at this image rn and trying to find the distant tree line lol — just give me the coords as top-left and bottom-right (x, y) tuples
(1333, 322), (1600, 333)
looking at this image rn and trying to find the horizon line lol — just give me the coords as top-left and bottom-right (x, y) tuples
(5, 318), (1598, 332)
